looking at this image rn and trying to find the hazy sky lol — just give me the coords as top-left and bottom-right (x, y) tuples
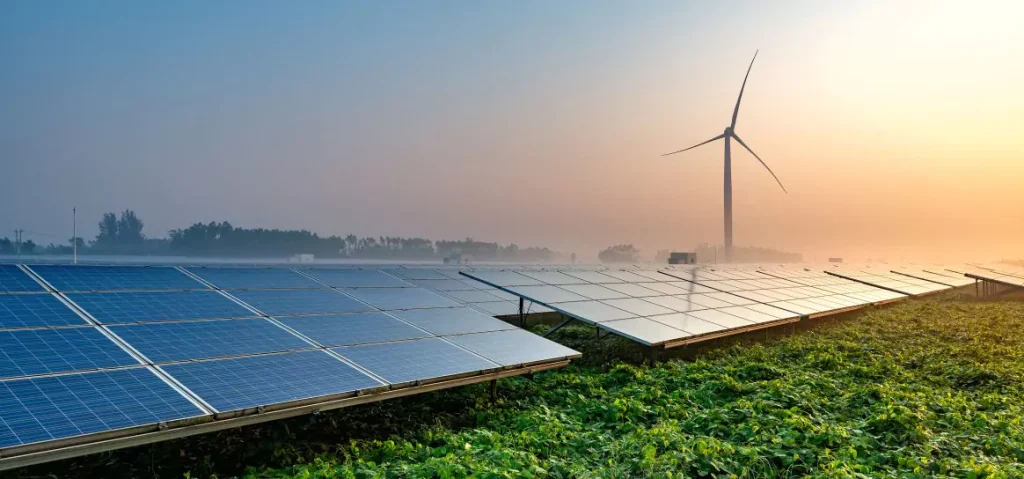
(2, 0), (1022, 261)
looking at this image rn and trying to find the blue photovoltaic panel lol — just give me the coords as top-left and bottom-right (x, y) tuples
(408, 279), (473, 292)
(66, 291), (256, 324)
(31, 265), (204, 292)
(229, 289), (372, 316)
(279, 313), (430, 347)
(0, 368), (204, 449)
(389, 307), (515, 336)
(0, 328), (138, 379)
(302, 269), (412, 288)
(0, 265), (44, 293)
(109, 319), (311, 363)
(342, 288), (459, 311)
(335, 337), (498, 385)
(0, 294), (88, 329)
(185, 268), (323, 290)
(384, 268), (449, 281)
(160, 350), (382, 413)
(446, 329), (580, 367)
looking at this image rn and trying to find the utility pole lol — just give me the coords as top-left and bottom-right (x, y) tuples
(73, 207), (78, 264)
(14, 229), (23, 257)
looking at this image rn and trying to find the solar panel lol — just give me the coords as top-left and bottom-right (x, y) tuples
(447, 330), (580, 366)
(461, 271), (543, 287)
(30, 265), (204, 292)
(561, 271), (623, 284)
(335, 338), (499, 385)
(0, 328), (138, 379)
(67, 291), (256, 324)
(647, 313), (728, 336)
(341, 288), (459, 311)
(407, 279), (472, 291)
(228, 289), (372, 316)
(0, 265), (44, 293)
(388, 307), (515, 336)
(160, 350), (382, 413)
(384, 268), (449, 281)
(547, 300), (637, 322)
(301, 269), (413, 288)
(185, 268), (323, 290)
(109, 319), (312, 363)
(596, 318), (690, 345)
(279, 313), (431, 347)
(471, 301), (523, 316)
(0, 294), (88, 329)
(442, 289), (506, 303)
(0, 368), (204, 449)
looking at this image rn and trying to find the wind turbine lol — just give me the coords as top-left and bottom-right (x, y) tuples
(662, 50), (786, 262)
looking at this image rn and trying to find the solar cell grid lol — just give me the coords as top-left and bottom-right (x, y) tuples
(389, 307), (515, 336)
(279, 312), (431, 347)
(0, 265), (44, 293)
(408, 279), (473, 292)
(0, 328), (138, 379)
(0, 294), (88, 329)
(67, 291), (256, 324)
(229, 289), (372, 316)
(446, 329), (579, 367)
(342, 287), (459, 311)
(109, 319), (312, 363)
(0, 368), (204, 449)
(302, 269), (413, 288)
(185, 268), (322, 290)
(30, 265), (204, 292)
(161, 350), (382, 413)
(335, 337), (499, 385)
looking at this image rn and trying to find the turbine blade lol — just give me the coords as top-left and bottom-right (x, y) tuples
(731, 132), (787, 193)
(730, 50), (758, 130)
(661, 134), (725, 156)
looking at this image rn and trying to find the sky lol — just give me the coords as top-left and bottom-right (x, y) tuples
(1, 0), (1022, 262)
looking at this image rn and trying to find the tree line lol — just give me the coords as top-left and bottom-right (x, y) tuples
(5, 210), (557, 262)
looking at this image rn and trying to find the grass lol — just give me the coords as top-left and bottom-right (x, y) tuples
(13, 294), (1024, 478)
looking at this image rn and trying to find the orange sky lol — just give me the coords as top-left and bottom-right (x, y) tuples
(2, 1), (1021, 262)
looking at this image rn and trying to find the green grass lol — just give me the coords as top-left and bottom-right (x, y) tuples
(15, 296), (1024, 478)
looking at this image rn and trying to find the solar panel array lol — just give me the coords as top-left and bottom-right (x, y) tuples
(0, 265), (206, 453)
(826, 268), (951, 296)
(382, 266), (552, 316)
(753, 267), (907, 310)
(960, 265), (1024, 288)
(462, 268), (798, 348)
(0, 265), (578, 463)
(661, 267), (900, 318)
(890, 267), (975, 288)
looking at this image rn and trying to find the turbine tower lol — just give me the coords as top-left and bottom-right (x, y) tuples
(662, 50), (787, 262)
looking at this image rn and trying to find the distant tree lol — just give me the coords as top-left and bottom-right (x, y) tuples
(598, 244), (640, 264)
(117, 210), (145, 245)
(20, 239), (36, 254)
(0, 237), (12, 254)
(69, 237), (86, 249)
(95, 212), (119, 248)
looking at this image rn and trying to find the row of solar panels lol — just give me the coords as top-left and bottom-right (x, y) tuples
(0, 261), (979, 468)
(959, 264), (1024, 288)
(0, 264), (579, 463)
(461, 264), (973, 349)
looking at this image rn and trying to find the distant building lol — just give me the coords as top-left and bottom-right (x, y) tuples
(444, 252), (471, 265)
(289, 254), (315, 263)
(668, 252), (697, 265)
